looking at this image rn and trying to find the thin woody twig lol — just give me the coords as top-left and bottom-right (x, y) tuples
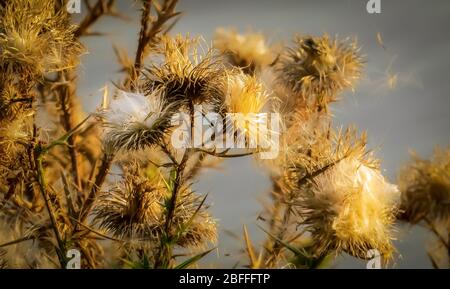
(75, 0), (117, 38)
(130, 0), (180, 87)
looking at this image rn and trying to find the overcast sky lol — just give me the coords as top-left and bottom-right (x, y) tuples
(75, 0), (450, 268)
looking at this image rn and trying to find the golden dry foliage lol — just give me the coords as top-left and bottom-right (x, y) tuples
(0, 0), (83, 76)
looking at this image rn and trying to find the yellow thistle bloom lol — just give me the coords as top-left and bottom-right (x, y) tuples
(225, 72), (268, 115)
(222, 72), (275, 149)
(300, 157), (399, 260)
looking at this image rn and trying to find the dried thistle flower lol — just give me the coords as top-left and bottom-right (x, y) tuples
(93, 172), (164, 241)
(0, 0), (84, 76)
(299, 157), (399, 260)
(145, 34), (225, 110)
(101, 90), (177, 152)
(398, 147), (450, 223)
(94, 169), (217, 249)
(214, 28), (273, 73)
(276, 34), (362, 108)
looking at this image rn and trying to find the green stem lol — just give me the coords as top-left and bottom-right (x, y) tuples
(154, 150), (189, 268)
(34, 146), (66, 268)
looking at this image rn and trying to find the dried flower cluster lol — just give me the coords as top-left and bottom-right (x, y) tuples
(0, 0), (83, 76)
(247, 33), (399, 268)
(0, 0), (445, 270)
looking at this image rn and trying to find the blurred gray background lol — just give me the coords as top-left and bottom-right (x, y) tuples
(75, 0), (450, 268)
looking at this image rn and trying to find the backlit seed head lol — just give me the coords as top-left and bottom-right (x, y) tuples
(100, 90), (177, 153)
(221, 71), (276, 148)
(299, 157), (399, 260)
(276, 34), (362, 108)
(93, 172), (164, 241)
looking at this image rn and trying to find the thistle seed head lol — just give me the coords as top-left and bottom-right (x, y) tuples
(93, 171), (164, 241)
(145, 34), (225, 111)
(101, 89), (178, 153)
(299, 157), (399, 260)
(276, 34), (362, 108)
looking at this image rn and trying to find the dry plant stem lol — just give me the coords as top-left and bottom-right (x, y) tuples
(0, 236), (35, 249)
(78, 152), (114, 224)
(133, 0), (152, 79)
(185, 152), (205, 180)
(34, 147), (66, 268)
(54, 1), (117, 192)
(164, 151), (189, 232)
(75, 0), (116, 37)
(423, 218), (450, 268)
(196, 148), (256, 158)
